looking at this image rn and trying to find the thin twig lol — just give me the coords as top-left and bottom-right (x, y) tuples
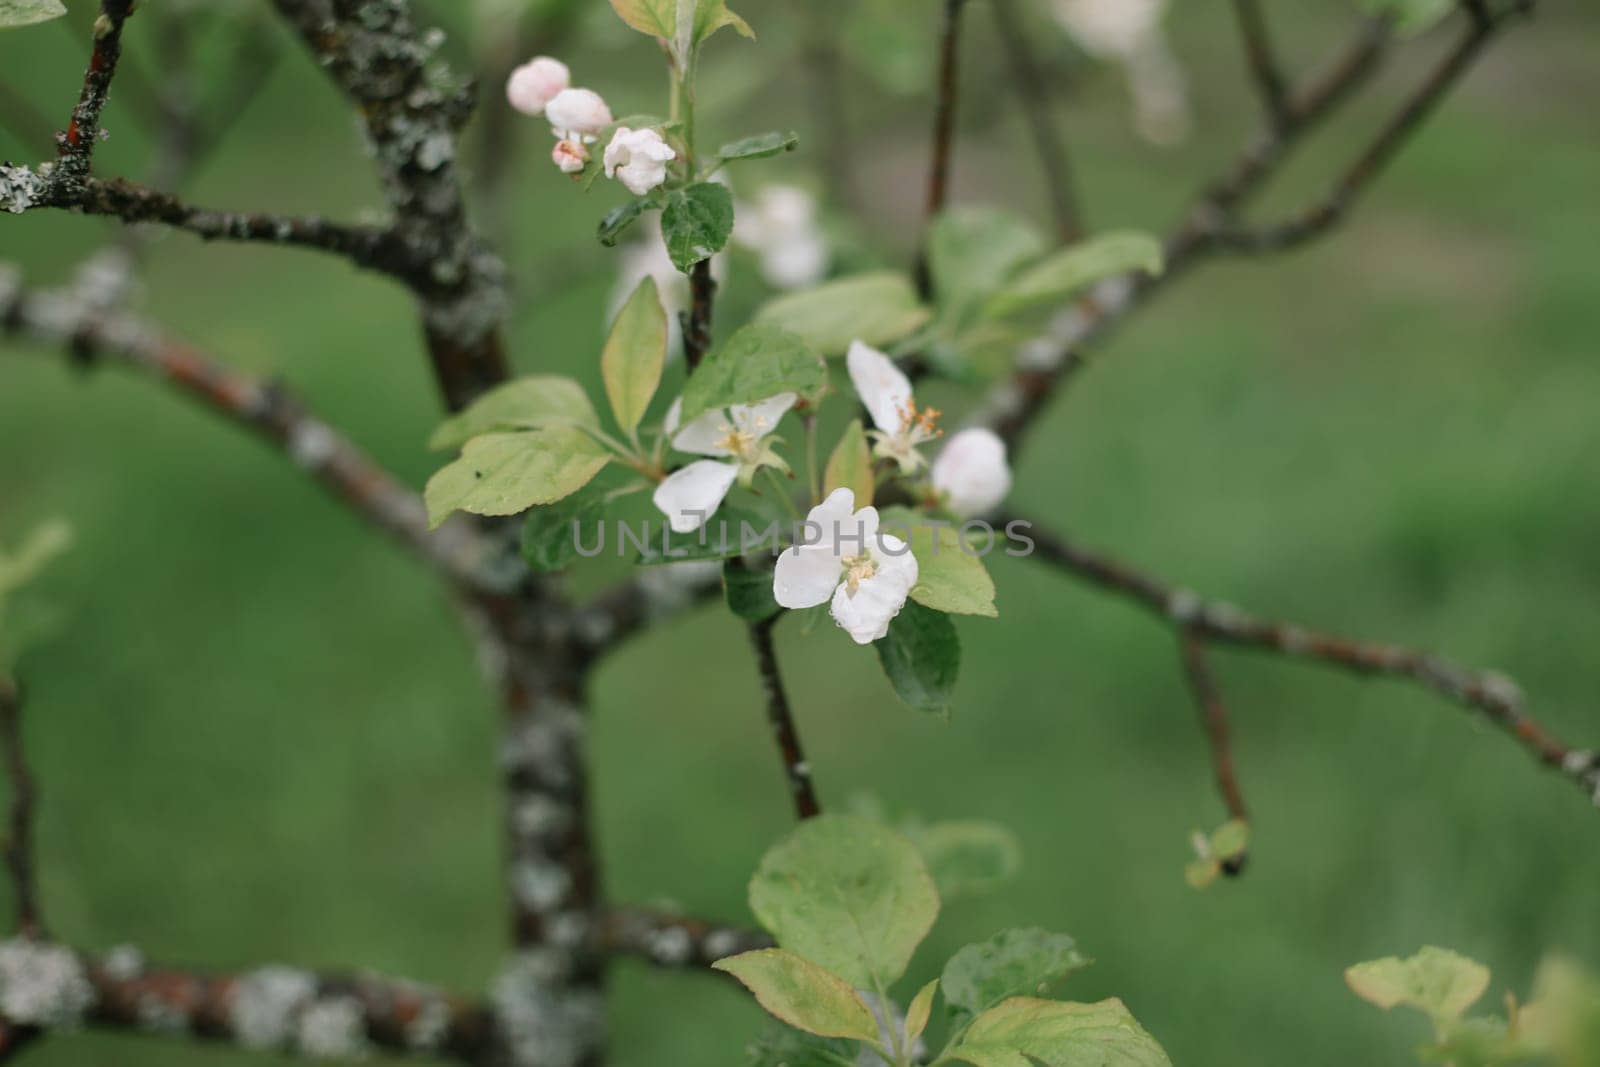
(59, 0), (137, 181)
(0, 680), (42, 939)
(747, 617), (821, 820)
(990, 0), (1083, 242)
(683, 259), (717, 370)
(600, 907), (773, 969)
(1230, 0), (1290, 126)
(1176, 633), (1250, 876)
(916, 0), (969, 296)
(1008, 518), (1600, 807)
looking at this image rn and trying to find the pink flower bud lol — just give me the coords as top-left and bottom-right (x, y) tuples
(505, 56), (570, 117)
(552, 139), (589, 175)
(545, 88), (613, 140)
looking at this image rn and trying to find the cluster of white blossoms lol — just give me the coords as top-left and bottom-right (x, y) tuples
(732, 185), (831, 290)
(506, 56), (677, 195)
(1051, 0), (1191, 145)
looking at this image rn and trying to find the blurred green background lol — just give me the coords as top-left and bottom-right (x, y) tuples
(2, 0), (1598, 1064)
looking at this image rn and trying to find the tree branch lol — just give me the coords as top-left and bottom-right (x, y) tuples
(916, 0), (969, 296)
(1176, 632), (1250, 875)
(682, 259), (717, 370)
(747, 616), (821, 820)
(0, 681), (42, 940)
(1008, 518), (1600, 807)
(0, 940), (492, 1062)
(0, 266), (510, 597)
(57, 0), (137, 182)
(599, 907), (772, 970)
(1230, 0), (1290, 125)
(990, 0), (1083, 243)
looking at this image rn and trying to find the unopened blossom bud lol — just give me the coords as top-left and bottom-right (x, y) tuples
(505, 56), (570, 116)
(552, 138), (588, 175)
(545, 88), (613, 141)
(603, 127), (677, 197)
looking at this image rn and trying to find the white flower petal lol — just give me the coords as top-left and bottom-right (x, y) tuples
(671, 408), (736, 457)
(870, 535), (920, 592)
(829, 567), (913, 645)
(799, 488), (857, 551)
(729, 393), (797, 439)
(847, 341), (914, 435)
(931, 428), (1013, 519)
(774, 545), (842, 609)
(545, 88), (613, 136)
(662, 396), (684, 437)
(652, 460), (738, 533)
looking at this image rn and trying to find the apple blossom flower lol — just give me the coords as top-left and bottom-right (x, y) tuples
(732, 185), (830, 290)
(551, 138), (588, 174)
(931, 428), (1013, 519)
(506, 56), (570, 117)
(773, 488), (920, 645)
(846, 340), (942, 474)
(652, 393), (797, 533)
(545, 88), (613, 142)
(603, 127), (677, 196)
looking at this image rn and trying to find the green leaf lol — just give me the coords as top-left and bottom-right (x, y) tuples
(520, 486), (611, 573)
(694, 0), (754, 44)
(678, 322), (827, 424)
(748, 814), (940, 990)
(905, 979), (939, 1046)
(602, 277), (668, 434)
(1345, 947), (1492, 1023)
(635, 507), (786, 565)
(748, 1025), (863, 1067)
(1360, 0), (1453, 35)
(719, 131), (799, 163)
(661, 181), (735, 273)
(928, 207), (1047, 322)
(598, 201), (645, 247)
(873, 600), (959, 718)
(724, 559), (781, 621)
(0, 0), (66, 29)
(428, 377), (598, 452)
(424, 427), (611, 528)
(907, 821), (1022, 899)
(714, 949), (882, 1044)
(755, 273), (932, 358)
(1208, 819), (1250, 861)
(823, 420), (873, 509)
(946, 997), (1172, 1067)
(942, 930), (1092, 1018)
(1183, 858), (1221, 891)
(881, 508), (997, 618)
(606, 0), (674, 39)
(983, 232), (1164, 321)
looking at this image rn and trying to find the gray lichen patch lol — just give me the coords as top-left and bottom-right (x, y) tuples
(230, 965), (316, 1051)
(491, 952), (604, 1067)
(0, 940), (96, 1027)
(297, 994), (372, 1060)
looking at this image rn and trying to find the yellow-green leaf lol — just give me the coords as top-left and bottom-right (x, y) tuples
(882, 508), (997, 618)
(1209, 819), (1250, 861)
(0, 0), (66, 29)
(602, 277), (668, 434)
(949, 997), (1172, 1067)
(606, 0), (674, 39)
(905, 979), (939, 1046)
(824, 420), (873, 508)
(983, 232), (1164, 321)
(713, 949), (881, 1043)
(694, 0), (753, 44)
(1346, 947), (1492, 1023)
(756, 273), (931, 358)
(428, 376), (598, 452)
(424, 427), (610, 528)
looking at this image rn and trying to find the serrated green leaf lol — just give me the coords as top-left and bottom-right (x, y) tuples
(724, 559), (781, 621)
(0, 0), (66, 29)
(598, 201), (645, 247)
(719, 131), (798, 163)
(943, 930), (1092, 1018)
(874, 600), (959, 717)
(983, 232), (1164, 321)
(1360, 0), (1453, 35)
(520, 486), (611, 572)
(947, 997), (1172, 1067)
(714, 949), (882, 1043)
(662, 181), (735, 273)
(602, 277), (668, 434)
(823, 420), (873, 509)
(679, 322), (827, 424)
(1346, 947), (1492, 1023)
(755, 273), (932, 358)
(881, 507), (997, 618)
(908, 821), (1022, 899)
(748, 814), (940, 990)
(929, 207), (1048, 323)
(424, 427), (611, 528)
(428, 377), (598, 452)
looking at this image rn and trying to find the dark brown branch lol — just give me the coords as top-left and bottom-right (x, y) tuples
(1230, 0), (1290, 125)
(916, 0), (969, 295)
(599, 907), (773, 970)
(1010, 518), (1600, 807)
(58, 0), (137, 181)
(990, 0), (1082, 242)
(1207, 6), (1521, 254)
(0, 268), (508, 596)
(747, 617), (821, 820)
(1176, 633), (1250, 876)
(682, 259), (717, 370)
(0, 941), (491, 1062)
(0, 681), (42, 939)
